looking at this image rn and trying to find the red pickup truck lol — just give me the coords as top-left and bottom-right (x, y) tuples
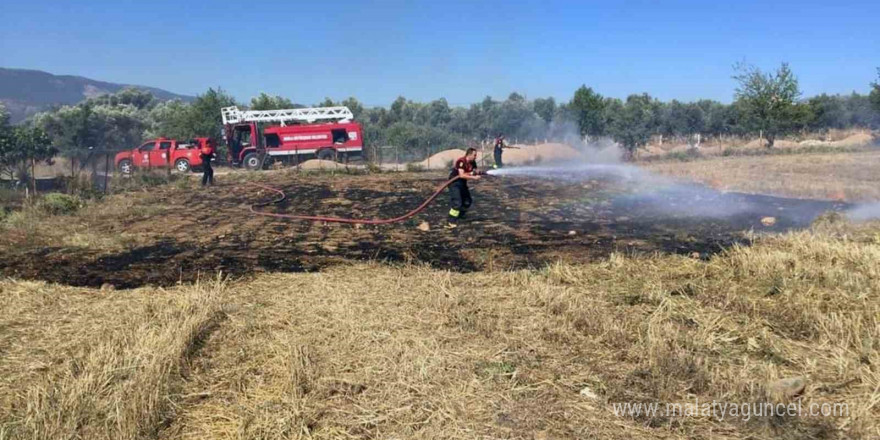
(115, 138), (210, 174)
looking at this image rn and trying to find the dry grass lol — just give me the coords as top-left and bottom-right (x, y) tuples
(1, 219), (878, 439)
(0, 276), (227, 439)
(645, 151), (880, 202)
(640, 129), (876, 160)
(0, 188), (168, 251)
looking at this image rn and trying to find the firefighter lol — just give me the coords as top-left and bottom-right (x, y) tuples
(446, 147), (481, 229)
(200, 139), (215, 186)
(493, 134), (509, 169)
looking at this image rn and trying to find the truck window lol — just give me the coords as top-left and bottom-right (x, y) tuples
(139, 142), (156, 151)
(234, 128), (252, 145)
(264, 133), (281, 148)
(159, 141), (172, 150)
(331, 129), (349, 144)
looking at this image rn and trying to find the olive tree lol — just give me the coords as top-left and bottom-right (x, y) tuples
(733, 62), (804, 148)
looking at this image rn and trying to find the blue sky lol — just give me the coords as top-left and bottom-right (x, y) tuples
(2, 0), (878, 107)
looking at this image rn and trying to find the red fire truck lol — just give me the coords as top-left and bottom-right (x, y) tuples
(222, 106), (364, 170)
(115, 138), (210, 174)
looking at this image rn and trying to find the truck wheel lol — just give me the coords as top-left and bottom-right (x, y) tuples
(117, 159), (133, 174)
(243, 153), (262, 171)
(175, 159), (191, 173)
(317, 148), (336, 161)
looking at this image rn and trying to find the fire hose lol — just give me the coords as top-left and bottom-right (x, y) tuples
(247, 173), (486, 224)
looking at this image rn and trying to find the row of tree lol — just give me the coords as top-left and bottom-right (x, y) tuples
(0, 107), (54, 182)
(2, 64), (879, 178)
(569, 64), (880, 152)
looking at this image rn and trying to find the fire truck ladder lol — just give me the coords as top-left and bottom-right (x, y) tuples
(221, 106), (354, 126)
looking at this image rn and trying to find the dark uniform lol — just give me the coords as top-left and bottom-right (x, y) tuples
(493, 137), (505, 169)
(448, 156), (476, 225)
(200, 143), (215, 186)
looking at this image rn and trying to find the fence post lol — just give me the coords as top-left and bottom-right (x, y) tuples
(91, 155), (98, 190)
(103, 154), (110, 194)
(31, 157), (36, 196)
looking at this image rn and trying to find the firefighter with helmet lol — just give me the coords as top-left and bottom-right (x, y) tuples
(200, 139), (215, 186)
(446, 148), (481, 229)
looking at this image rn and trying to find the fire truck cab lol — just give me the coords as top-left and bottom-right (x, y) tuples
(222, 106), (363, 170)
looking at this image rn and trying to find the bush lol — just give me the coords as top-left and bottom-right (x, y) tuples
(365, 162), (383, 174)
(175, 176), (194, 191)
(39, 193), (83, 215)
(136, 171), (175, 187)
(666, 148), (703, 162)
(405, 162), (425, 172)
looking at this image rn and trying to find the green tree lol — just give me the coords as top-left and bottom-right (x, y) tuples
(318, 97), (337, 108)
(89, 88), (156, 110)
(806, 94), (846, 130)
(250, 93), (294, 110)
(93, 103), (149, 149)
(0, 104), (14, 178)
(570, 86), (607, 139)
(146, 88), (236, 142)
(426, 98), (452, 127)
(733, 62), (804, 148)
(491, 93), (536, 139)
(532, 97), (556, 124)
(0, 114), (55, 181)
(34, 103), (101, 162)
(871, 68), (880, 114)
(188, 88), (238, 140)
(341, 97), (365, 120)
(608, 94), (657, 159)
(146, 100), (193, 140)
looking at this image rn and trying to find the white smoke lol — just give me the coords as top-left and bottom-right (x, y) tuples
(486, 163), (756, 219)
(845, 202), (880, 221)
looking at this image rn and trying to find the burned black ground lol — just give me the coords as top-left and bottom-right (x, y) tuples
(0, 171), (847, 288)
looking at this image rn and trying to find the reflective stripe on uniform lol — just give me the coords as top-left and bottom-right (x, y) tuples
(449, 208), (460, 217)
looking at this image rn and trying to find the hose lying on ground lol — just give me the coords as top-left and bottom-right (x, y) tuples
(247, 176), (461, 225)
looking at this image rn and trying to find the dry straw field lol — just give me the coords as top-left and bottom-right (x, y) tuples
(646, 150), (880, 202)
(1, 217), (878, 439)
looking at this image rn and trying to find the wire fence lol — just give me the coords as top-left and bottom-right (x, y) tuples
(369, 137), (554, 171)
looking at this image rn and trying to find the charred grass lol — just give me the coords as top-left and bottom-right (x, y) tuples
(0, 170), (845, 289)
(1, 220), (877, 439)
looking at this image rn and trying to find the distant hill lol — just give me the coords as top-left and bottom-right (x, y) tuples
(0, 67), (194, 123)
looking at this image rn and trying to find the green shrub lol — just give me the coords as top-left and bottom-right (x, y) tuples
(136, 171), (175, 187)
(3, 209), (32, 230)
(39, 193), (83, 215)
(405, 162), (425, 172)
(366, 162), (383, 173)
(666, 148), (703, 162)
(175, 176), (194, 191)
